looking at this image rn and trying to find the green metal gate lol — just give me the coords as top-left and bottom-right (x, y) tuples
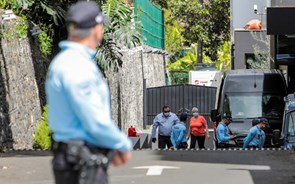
(134, 0), (165, 49)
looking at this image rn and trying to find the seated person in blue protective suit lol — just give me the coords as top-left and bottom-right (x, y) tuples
(243, 118), (269, 149)
(171, 113), (188, 149)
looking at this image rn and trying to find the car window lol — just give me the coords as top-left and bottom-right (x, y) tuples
(223, 94), (262, 118)
(288, 111), (295, 136)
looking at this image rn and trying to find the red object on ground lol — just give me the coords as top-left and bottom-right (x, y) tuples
(128, 126), (139, 137)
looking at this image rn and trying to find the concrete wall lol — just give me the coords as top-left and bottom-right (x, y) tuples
(107, 46), (166, 133)
(234, 30), (269, 69)
(0, 16), (44, 150)
(271, 0), (295, 6)
(231, 0), (270, 32)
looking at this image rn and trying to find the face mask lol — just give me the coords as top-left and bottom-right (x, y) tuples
(164, 112), (170, 117)
(193, 112), (199, 117)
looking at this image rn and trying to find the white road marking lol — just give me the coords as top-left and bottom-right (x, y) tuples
(133, 165), (179, 175)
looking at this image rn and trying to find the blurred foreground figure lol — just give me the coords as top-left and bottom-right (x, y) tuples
(45, 2), (132, 184)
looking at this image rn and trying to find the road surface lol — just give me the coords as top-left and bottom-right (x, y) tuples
(1, 149), (294, 184)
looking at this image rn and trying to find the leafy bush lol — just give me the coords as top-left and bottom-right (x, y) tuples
(16, 16), (28, 40)
(38, 30), (53, 57)
(33, 106), (52, 149)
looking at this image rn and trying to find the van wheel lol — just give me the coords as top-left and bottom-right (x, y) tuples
(272, 129), (280, 146)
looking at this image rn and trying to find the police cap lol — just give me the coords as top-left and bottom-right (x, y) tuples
(223, 115), (232, 121)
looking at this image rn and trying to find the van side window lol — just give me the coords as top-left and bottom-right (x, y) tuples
(263, 96), (284, 118)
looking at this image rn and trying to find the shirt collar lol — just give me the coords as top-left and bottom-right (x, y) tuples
(220, 122), (227, 126)
(256, 125), (262, 130)
(59, 41), (97, 61)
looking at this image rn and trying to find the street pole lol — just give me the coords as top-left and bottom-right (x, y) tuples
(197, 0), (204, 65)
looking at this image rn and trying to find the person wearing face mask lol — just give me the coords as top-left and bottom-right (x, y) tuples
(46, 2), (132, 184)
(187, 107), (209, 149)
(243, 118), (269, 149)
(151, 105), (179, 149)
(216, 115), (235, 148)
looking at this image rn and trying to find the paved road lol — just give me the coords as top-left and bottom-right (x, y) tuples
(1, 149), (295, 184)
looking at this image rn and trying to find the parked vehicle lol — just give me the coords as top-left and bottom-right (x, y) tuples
(211, 69), (287, 148)
(278, 94), (295, 149)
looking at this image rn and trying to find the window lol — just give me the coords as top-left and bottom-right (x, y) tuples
(288, 111), (295, 136)
(276, 35), (295, 64)
(223, 94), (263, 119)
(223, 93), (284, 119)
(245, 53), (255, 69)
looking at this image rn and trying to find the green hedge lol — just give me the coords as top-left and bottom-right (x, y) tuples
(33, 106), (52, 149)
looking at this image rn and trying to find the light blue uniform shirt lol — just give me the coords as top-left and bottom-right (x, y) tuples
(151, 112), (179, 138)
(170, 121), (187, 148)
(45, 41), (132, 152)
(216, 122), (231, 144)
(243, 125), (265, 149)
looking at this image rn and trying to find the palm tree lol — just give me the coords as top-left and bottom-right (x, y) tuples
(97, 0), (142, 73)
(1, 0), (142, 73)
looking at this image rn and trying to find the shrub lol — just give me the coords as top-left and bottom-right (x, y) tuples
(33, 105), (52, 149)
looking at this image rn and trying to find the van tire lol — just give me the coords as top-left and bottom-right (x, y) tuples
(272, 129), (280, 146)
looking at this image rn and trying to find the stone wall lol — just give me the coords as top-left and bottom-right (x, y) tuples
(107, 46), (167, 133)
(0, 16), (44, 150)
(0, 13), (166, 149)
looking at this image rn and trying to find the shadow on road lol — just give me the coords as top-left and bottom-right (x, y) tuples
(0, 150), (52, 157)
(157, 150), (295, 184)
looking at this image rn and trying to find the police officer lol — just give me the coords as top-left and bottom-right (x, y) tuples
(170, 113), (188, 149)
(216, 115), (235, 148)
(243, 118), (268, 149)
(151, 105), (179, 149)
(45, 2), (132, 184)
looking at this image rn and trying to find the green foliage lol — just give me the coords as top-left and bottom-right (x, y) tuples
(33, 106), (52, 149)
(0, 26), (14, 40)
(5, 0), (66, 26)
(164, 9), (185, 56)
(169, 70), (189, 85)
(167, 47), (197, 84)
(0, 0), (7, 8)
(38, 30), (53, 57)
(168, 53), (197, 71)
(151, 0), (168, 9)
(104, 0), (143, 46)
(167, 43), (215, 84)
(0, 16), (27, 40)
(216, 41), (230, 72)
(97, 0), (142, 73)
(168, 0), (230, 61)
(15, 16), (28, 40)
(2, 0), (142, 73)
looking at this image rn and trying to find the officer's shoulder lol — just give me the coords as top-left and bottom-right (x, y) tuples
(249, 127), (257, 133)
(155, 113), (163, 118)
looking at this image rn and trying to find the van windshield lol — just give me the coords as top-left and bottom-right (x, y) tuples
(223, 94), (284, 119)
